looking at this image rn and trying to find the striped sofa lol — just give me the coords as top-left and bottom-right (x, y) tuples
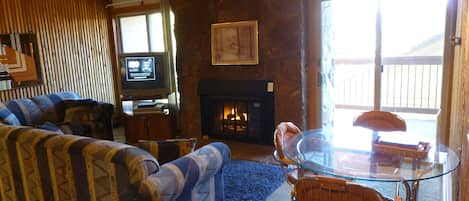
(0, 91), (114, 140)
(0, 123), (231, 201)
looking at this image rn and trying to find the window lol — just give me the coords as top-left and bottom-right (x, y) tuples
(114, 6), (179, 111)
(118, 12), (165, 53)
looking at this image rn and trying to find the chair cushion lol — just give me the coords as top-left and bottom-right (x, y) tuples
(0, 103), (21, 125)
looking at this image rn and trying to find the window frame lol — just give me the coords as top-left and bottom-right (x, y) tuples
(115, 10), (165, 54)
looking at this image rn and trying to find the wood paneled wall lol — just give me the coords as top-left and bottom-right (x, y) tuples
(458, 0), (469, 200)
(0, 0), (115, 103)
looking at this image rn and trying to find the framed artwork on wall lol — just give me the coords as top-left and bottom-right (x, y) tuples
(0, 33), (42, 89)
(211, 20), (259, 65)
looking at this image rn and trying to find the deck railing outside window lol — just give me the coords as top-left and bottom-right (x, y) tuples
(334, 56), (442, 114)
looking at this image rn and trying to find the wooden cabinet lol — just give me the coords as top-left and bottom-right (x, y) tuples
(124, 112), (175, 144)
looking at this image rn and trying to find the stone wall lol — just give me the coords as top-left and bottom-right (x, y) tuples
(170, 0), (304, 138)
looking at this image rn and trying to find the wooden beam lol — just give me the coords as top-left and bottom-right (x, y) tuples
(110, 3), (160, 16)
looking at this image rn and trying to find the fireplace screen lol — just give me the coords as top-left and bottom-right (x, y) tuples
(219, 100), (255, 136)
(201, 97), (267, 144)
(199, 80), (275, 145)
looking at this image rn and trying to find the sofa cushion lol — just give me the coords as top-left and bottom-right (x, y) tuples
(0, 102), (21, 125)
(0, 122), (229, 201)
(52, 91), (81, 100)
(6, 99), (43, 126)
(36, 122), (64, 133)
(0, 125), (160, 201)
(31, 95), (64, 123)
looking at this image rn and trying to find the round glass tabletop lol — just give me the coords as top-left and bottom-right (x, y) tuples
(282, 126), (460, 182)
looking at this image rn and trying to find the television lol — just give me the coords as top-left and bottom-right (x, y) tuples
(119, 52), (170, 100)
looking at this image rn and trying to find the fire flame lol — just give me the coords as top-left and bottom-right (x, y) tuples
(224, 106), (248, 121)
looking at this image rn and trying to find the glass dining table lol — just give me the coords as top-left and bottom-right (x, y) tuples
(282, 126), (460, 201)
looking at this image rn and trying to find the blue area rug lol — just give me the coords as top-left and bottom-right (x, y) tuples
(222, 160), (442, 201)
(223, 160), (284, 201)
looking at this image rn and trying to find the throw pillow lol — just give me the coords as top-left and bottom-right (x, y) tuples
(136, 138), (197, 164)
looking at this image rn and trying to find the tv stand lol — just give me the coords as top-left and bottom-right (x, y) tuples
(136, 100), (158, 108)
(122, 99), (174, 143)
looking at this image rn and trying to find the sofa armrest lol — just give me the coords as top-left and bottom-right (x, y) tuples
(59, 99), (114, 140)
(95, 101), (114, 118)
(139, 142), (231, 201)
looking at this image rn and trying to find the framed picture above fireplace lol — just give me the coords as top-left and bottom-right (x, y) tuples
(211, 20), (259, 65)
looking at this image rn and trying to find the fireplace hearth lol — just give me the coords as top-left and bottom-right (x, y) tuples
(198, 80), (275, 145)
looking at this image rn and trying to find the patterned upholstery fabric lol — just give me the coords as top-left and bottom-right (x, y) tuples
(0, 124), (231, 201)
(30, 94), (71, 123)
(54, 91), (82, 99)
(5, 98), (43, 126)
(0, 91), (114, 140)
(36, 122), (64, 133)
(0, 103), (20, 125)
(136, 138), (197, 164)
(32, 91), (84, 122)
(140, 142), (231, 201)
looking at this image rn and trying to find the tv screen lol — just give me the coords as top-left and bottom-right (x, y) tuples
(125, 56), (156, 82)
(119, 52), (170, 100)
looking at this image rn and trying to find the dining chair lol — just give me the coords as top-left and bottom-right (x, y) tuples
(353, 111), (406, 201)
(273, 122), (317, 198)
(273, 122), (301, 167)
(294, 175), (389, 201)
(353, 111), (407, 131)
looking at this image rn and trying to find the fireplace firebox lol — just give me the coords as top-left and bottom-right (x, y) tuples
(199, 80), (275, 145)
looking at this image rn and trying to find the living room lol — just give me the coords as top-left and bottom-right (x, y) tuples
(0, 0), (468, 200)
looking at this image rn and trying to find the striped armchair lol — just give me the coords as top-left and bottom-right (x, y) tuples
(0, 91), (114, 140)
(0, 124), (231, 201)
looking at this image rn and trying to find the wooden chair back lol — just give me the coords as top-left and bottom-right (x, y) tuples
(273, 121), (302, 166)
(295, 175), (386, 201)
(353, 111), (407, 131)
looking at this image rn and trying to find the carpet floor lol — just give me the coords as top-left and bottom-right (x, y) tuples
(223, 160), (285, 201)
(223, 160), (443, 201)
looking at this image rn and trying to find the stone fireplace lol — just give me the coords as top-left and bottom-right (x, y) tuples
(198, 80), (275, 145)
(170, 0), (306, 141)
